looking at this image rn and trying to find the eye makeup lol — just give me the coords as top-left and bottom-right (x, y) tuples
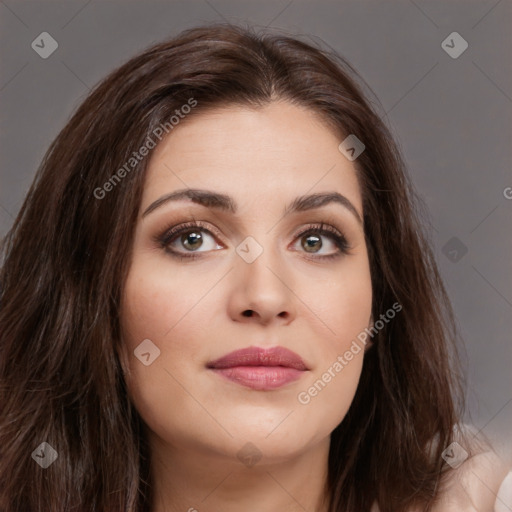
(153, 218), (352, 262)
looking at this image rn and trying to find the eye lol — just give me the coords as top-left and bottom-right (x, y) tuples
(158, 221), (223, 259)
(156, 221), (350, 261)
(291, 223), (350, 259)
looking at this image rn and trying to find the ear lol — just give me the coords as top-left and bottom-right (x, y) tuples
(115, 339), (132, 378)
(364, 315), (374, 351)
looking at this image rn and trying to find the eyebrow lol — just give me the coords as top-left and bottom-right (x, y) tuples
(142, 188), (363, 225)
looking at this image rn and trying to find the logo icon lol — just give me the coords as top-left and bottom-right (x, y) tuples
(441, 441), (468, 469)
(31, 442), (58, 468)
(134, 339), (161, 366)
(441, 32), (468, 59)
(31, 32), (59, 59)
(442, 236), (468, 263)
(236, 236), (264, 264)
(338, 134), (365, 161)
(236, 442), (263, 468)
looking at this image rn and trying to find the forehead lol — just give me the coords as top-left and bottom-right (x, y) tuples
(142, 102), (362, 214)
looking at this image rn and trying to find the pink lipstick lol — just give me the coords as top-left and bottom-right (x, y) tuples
(207, 346), (308, 390)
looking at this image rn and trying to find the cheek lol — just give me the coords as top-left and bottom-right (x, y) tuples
(306, 253), (373, 354)
(292, 255), (372, 429)
(118, 261), (217, 439)
(120, 256), (220, 350)
(323, 280), (371, 337)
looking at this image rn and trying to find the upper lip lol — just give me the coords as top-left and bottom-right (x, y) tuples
(207, 346), (308, 371)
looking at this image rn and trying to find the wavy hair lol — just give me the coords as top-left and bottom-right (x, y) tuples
(0, 23), (467, 511)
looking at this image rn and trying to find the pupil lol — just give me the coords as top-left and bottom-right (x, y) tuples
(182, 231), (202, 250)
(303, 234), (321, 253)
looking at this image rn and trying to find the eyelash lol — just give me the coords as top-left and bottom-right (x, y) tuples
(155, 220), (350, 261)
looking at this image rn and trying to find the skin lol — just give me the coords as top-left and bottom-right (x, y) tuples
(118, 101), (373, 512)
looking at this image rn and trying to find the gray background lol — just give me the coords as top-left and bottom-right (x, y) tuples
(1, 0), (511, 462)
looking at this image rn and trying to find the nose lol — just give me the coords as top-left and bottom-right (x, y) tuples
(227, 246), (297, 326)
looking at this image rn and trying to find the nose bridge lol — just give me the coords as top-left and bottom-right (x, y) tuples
(229, 231), (295, 324)
(235, 232), (283, 289)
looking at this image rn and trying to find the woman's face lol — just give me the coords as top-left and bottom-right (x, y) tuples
(119, 101), (372, 466)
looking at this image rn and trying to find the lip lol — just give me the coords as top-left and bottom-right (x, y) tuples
(206, 346), (309, 391)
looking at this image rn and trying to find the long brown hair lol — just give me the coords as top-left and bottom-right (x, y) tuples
(0, 23), (467, 511)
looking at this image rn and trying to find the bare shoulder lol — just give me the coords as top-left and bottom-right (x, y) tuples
(370, 428), (511, 512)
(432, 430), (512, 512)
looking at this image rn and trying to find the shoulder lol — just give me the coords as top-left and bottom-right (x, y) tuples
(370, 425), (512, 512)
(431, 426), (511, 512)
(433, 451), (511, 511)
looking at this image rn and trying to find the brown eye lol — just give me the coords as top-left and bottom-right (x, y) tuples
(292, 224), (350, 259)
(180, 230), (204, 251)
(158, 221), (224, 259)
(301, 234), (322, 253)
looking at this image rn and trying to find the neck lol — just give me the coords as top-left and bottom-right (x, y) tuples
(149, 435), (331, 512)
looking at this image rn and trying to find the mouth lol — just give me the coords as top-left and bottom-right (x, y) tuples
(206, 346), (309, 391)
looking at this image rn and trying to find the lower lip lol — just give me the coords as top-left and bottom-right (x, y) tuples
(210, 366), (305, 390)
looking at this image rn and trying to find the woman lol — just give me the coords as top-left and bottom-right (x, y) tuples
(0, 23), (509, 512)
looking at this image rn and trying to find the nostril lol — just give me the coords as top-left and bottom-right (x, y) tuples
(242, 310), (254, 317)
